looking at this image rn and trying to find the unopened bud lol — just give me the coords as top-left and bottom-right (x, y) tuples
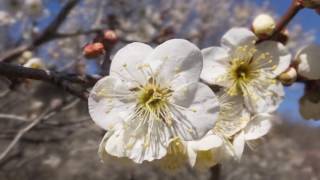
(278, 67), (297, 85)
(104, 30), (118, 44)
(252, 14), (276, 38)
(23, 57), (45, 69)
(22, 51), (33, 60)
(83, 42), (105, 59)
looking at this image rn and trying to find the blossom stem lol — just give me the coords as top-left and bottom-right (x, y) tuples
(270, 0), (304, 40)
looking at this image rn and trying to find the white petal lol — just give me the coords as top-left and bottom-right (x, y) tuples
(244, 114), (272, 140)
(256, 41), (291, 76)
(88, 76), (135, 130)
(105, 121), (170, 163)
(170, 82), (220, 141)
(109, 42), (153, 85)
(145, 39), (203, 88)
(233, 131), (245, 160)
(200, 47), (231, 87)
(187, 133), (222, 151)
(244, 82), (285, 113)
(221, 27), (257, 50)
(187, 146), (197, 167)
(296, 44), (320, 80)
(214, 94), (251, 137)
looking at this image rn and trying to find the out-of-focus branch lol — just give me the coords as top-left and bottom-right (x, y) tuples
(53, 29), (103, 39)
(0, 99), (79, 163)
(270, 0), (304, 40)
(0, 62), (94, 100)
(0, 0), (81, 63)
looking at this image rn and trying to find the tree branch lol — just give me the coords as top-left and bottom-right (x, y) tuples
(0, 62), (92, 100)
(270, 0), (304, 40)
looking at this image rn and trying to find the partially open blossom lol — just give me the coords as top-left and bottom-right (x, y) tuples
(24, 0), (43, 17)
(252, 14), (276, 38)
(83, 42), (105, 58)
(89, 39), (220, 163)
(295, 44), (320, 80)
(278, 67), (297, 85)
(299, 81), (320, 120)
(0, 11), (15, 26)
(23, 57), (45, 70)
(104, 30), (118, 44)
(201, 27), (291, 113)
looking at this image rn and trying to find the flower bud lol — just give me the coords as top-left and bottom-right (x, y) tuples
(252, 14), (276, 38)
(23, 57), (45, 69)
(0, 11), (15, 26)
(278, 67), (297, 85)
(104, 30), (118, 44)
(83, 42), (105, 59)
(295, 44), (320, 80)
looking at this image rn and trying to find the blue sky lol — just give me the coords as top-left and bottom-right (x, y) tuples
(258, 0), (320, 126)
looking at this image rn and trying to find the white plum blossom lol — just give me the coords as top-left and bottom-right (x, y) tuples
(24, 0), (43, 17)
(89, 39), (220, 163)
(200, 27), (291, 113)
(0, 11), (15, 26)
(295, 44), (320, 80)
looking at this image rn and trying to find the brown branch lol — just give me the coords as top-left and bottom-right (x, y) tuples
(270, 0), (304, 40)
(0, 0), (81, 63)
(0, 62), (92, 100)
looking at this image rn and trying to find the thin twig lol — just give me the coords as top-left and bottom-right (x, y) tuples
(0, 109), (50, 161)
(0, 114), (28, 122)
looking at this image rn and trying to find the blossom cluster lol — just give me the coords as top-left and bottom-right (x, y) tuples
(87, 13), (319, 172)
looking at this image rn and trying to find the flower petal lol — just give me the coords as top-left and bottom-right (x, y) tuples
(244, 82), (284, 113)
(170, 82), (220, 141)
(244, 114), (272, 140)
(256, 41), (291, 76)
(214, 94), (251, 137)
(145, 39), (203, 88)
(221, 27), (257, 50)
(200, 47), (230, 87)
(88, 76), (135, 130)
(296, 44), (320, 80)
(109, 42), (153, 85)
(233, 131), (245, 160)
(187, 133), (222, 151)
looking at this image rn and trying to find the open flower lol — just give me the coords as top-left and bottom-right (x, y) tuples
(89, 39), (220, 163)
(295, 44), (320, 80)
(201, 27), (291, 113)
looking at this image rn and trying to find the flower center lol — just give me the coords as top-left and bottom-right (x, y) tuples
(137, 83), (172, 110)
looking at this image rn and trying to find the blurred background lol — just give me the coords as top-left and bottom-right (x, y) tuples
(0, 0), (319, 179)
